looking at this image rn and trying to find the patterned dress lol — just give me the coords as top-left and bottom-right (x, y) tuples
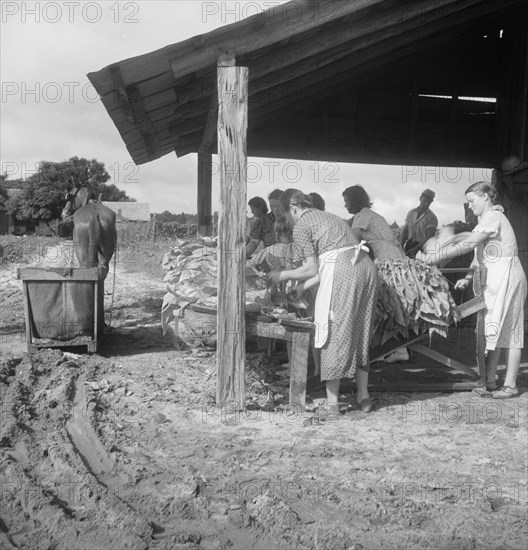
(350, 208), (458, 346)
(249, 212), (277, 248)
(473, 207), (527, 349)
(293, 209), (379, 380)
(350, 207), (404, 261)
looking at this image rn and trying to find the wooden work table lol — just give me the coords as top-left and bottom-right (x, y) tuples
(183, 265), (485, 408)
(252, 317), (314, 409)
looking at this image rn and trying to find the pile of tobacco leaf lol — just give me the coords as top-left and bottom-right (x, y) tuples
(160, 238), (269, 333)
(372, 258), (459, 346)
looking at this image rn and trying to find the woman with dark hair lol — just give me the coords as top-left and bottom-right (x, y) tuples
(418, 182), (527, 398)
(268, 189), (379, 412)
(246, 196), (277, 258)
(343, 185), (459, 363)
(309, 192), (325, 211)
(343, 185), (404, 261)
(344, 184), (408, 361)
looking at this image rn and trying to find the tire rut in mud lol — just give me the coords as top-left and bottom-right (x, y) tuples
(0, 350), (151, 550)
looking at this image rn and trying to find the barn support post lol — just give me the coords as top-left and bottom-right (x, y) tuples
(216, 60), (248, 408)
(496, 16), (528, 323)
(197, 152), (213, 236)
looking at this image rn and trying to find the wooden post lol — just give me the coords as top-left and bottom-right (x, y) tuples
(197, 152), (213, 236)
(474, 266), (487, 383)
(216, 60), (248, 408)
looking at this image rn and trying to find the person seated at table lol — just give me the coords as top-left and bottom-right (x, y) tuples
(246, 196), (277, 259)
(268, 189), (379, 413)
(249, 220), (301, 272)
(267, 188), (283, 222)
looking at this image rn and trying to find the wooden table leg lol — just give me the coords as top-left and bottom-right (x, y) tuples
(474, 267), (487, 383)
(289, 330), (310, 409)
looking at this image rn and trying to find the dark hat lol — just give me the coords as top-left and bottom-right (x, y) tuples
(421, 188), (435, 200)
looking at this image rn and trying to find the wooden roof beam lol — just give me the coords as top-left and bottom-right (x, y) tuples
(171, 8), (510, 156)
(168, 0), (509, 116)
(88, 0), (387, 97)
(108, 65), (160, 159)
(169, 0), (388, 79)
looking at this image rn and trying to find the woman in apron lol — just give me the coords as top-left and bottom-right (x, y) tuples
(418, 181), (527, 398)
(268, 189), (379, 412)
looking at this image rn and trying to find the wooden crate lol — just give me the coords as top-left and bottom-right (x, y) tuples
(17, 267), (106, 353)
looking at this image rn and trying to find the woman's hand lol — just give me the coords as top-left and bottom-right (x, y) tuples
(267, 269), (282, 284)
(415, 250), (426, 262)
(454, 278), (470, 290)
(288, 284), (304, 301)
(416, 251), (437, 265)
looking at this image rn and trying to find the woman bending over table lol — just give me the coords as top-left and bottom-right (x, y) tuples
(268, 189), (379, 413)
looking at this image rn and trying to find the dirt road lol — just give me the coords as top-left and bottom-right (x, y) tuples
(1, 240), (527, 549)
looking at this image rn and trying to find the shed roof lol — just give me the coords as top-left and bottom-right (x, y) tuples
(87, 0), (527, 167)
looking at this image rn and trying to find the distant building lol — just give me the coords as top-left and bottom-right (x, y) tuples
(101, 202), (150, 222)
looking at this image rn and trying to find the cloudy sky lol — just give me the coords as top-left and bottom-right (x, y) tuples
(1, 0), (493, 225)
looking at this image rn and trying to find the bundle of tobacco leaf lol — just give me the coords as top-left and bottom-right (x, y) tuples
(372, 258), (459, 346)
(160, 237), (269, 334)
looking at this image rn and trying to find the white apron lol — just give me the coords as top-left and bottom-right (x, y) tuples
(482, 256), (514, 350)
(314, 242), (368, 348)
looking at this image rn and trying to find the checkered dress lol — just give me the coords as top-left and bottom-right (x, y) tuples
(293, 210), (379, 380)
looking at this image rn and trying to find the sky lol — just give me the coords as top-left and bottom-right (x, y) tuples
(0, 0), (494, 226)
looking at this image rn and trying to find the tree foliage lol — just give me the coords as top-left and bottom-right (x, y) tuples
(155, 210), (197, 224)
(7, 157), (135, 222)
(0, 182), (8, 206)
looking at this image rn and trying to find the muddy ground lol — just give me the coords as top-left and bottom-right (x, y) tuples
(1, 238), (527, 550)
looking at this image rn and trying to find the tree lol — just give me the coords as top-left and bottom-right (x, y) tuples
(0, 182), (8, 207)
(7, 157), (135, 225)
(156, 210), (179, 223)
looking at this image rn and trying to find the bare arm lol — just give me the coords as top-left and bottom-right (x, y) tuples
(246, 238), (260, 258)
(286, 273), (320, 302)
(279, 255), (318, 281)
(419, 231), (488, 265)
(268, 255), (318, 284)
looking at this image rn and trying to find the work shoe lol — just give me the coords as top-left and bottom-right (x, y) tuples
(383, 348), (409, 363)
(492, 386), (519, 399)
(314, 402), (340, 422)
(357, 397), (373, 413)
(472, 381), (497, 397)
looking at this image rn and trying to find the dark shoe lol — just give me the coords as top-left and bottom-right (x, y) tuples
(492, 386), (518, 399)
(357, 398), (373, 413)
(313, 402), (340, 422)
(472, 380), (497, 397)
(472, 387), (493, 397)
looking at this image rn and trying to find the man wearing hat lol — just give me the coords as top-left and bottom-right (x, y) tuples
(400, 188), (438, 258)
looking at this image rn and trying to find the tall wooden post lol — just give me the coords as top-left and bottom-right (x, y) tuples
(197, 152), (213, 236)
(216, 61), (248, 408)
